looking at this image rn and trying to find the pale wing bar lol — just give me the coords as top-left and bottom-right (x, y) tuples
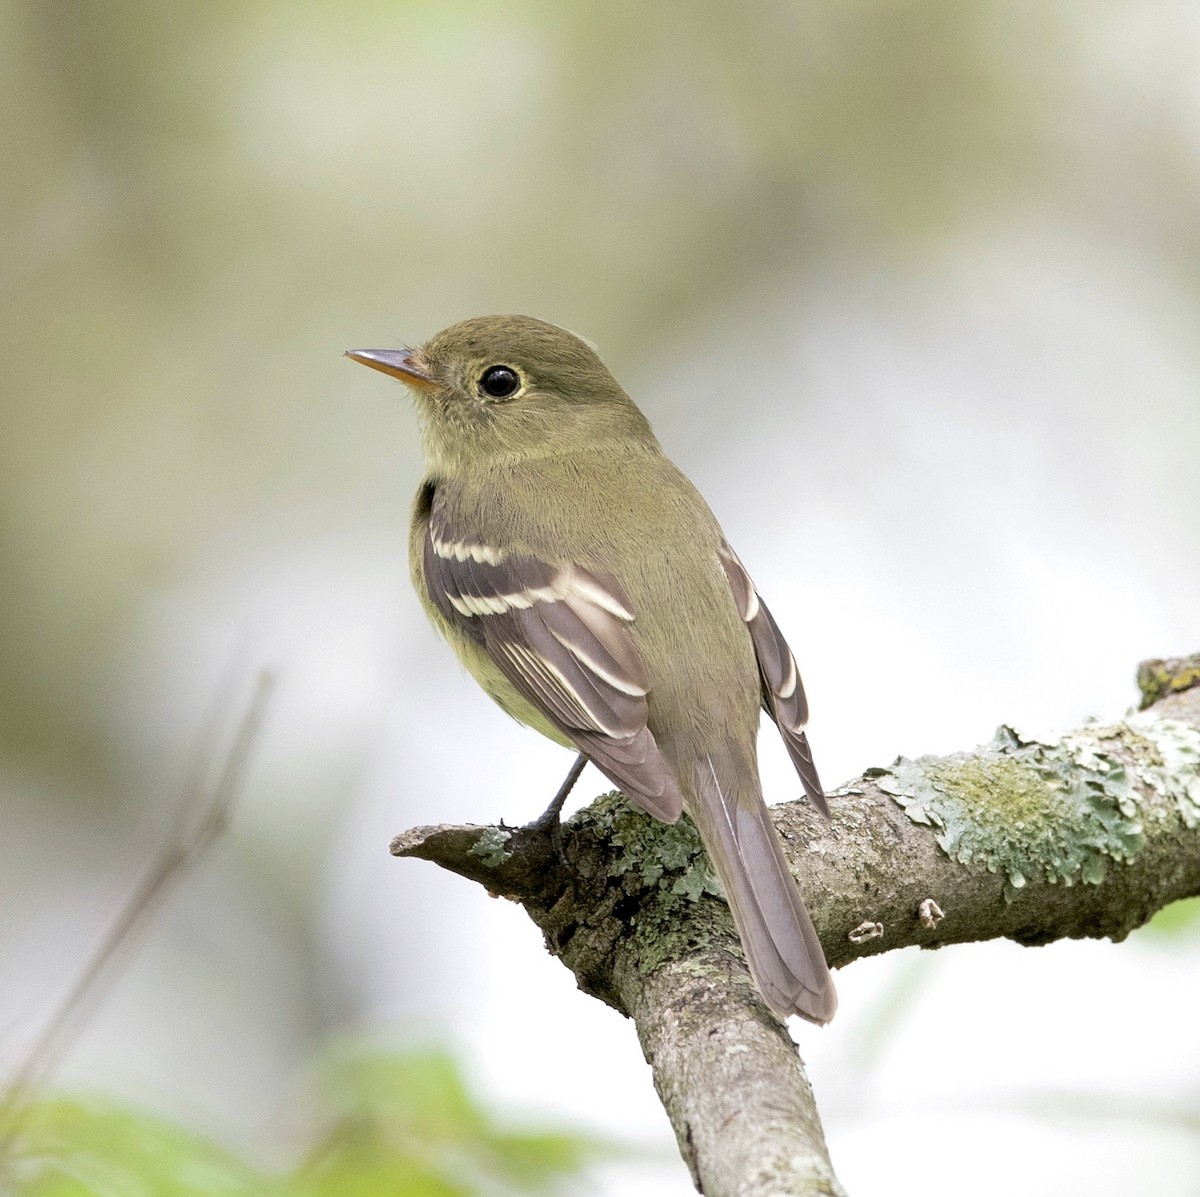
(424, 503), (684, 822)
(717, 543), (829, 818)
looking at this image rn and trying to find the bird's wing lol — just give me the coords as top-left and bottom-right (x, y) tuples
(423, 502), (684, 822)
(717, 543), (828, 818)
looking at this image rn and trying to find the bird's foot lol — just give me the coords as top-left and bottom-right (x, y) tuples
(524, 753), (587, 865)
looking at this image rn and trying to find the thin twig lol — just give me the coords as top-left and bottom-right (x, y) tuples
(0, 670), (275, 1162)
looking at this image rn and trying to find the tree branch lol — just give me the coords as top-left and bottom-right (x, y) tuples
(393, 660), (1200, 1196)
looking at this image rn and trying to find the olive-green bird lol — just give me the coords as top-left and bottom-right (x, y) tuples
(347, 315), (836, 1024)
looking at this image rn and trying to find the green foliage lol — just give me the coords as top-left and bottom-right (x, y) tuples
(8, 1097), (263, 1197)
(1140, 895), (1200, 940)
(5, 1048), (607, 1197)
(293, 1048), (603, 1197)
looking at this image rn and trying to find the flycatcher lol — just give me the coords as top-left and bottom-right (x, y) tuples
(347, 315), (836, 1024)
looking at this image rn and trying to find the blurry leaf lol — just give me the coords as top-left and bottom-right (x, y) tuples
(295, 1046), (609, 1196)
(476, 1131), (598, 1191)
(318, 1049), (484, 1140)
(1139, 896), (1200, 940)
(6, 1048), (611, 1197)
(8, 1096), (265, 1197)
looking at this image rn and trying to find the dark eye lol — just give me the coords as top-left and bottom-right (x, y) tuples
(479, 365), (520, 399)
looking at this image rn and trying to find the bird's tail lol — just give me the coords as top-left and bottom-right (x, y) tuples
(688, 743), (836, 1024)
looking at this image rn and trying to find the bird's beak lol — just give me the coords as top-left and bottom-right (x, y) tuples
(344, 347), (437, 390)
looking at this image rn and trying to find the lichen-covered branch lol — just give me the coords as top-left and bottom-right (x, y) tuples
(393, 662), (1200, 1197)
(1137, 653), (1200, 709)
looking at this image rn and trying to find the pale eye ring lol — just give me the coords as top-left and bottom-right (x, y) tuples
(479, 365), (520, 399)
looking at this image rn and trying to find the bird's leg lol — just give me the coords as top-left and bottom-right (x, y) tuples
(531, 753), (587, 834)
(523, 753), (588, 868)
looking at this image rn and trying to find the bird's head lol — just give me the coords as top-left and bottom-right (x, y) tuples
(347, 315), (653, 474)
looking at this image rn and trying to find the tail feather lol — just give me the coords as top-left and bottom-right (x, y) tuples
(689, 745), (836, 1024)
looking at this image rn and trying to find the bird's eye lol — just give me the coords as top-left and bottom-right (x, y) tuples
(479, 365), (520, 400)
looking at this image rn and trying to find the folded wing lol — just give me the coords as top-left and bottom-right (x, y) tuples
(717, 543), (828, 818)
(423, 501), (684, 822)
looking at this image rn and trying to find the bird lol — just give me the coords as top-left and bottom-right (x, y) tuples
(346, 315), (836, 1024)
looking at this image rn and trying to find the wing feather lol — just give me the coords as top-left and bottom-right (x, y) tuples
(717, 543), (828, 818)
(424, 497), (684, 822)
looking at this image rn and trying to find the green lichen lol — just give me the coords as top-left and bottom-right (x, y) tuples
(631, 894), (734, 977)
(1136, 654), (1200, 709)
(468, 826), (513, 867)
(876, 723), (1147, 901)
(572, 792), (728, 976)
(575, 792), (723, 902)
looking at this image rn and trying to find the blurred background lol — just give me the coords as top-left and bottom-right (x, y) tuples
(4, 1), (1200, 1193)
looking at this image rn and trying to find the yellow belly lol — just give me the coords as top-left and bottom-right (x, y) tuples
(449, 626), (575, 748)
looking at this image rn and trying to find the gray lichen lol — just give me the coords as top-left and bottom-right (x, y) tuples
(875, 723), (1148, 900)
(575, 792), (723, 902)
(1121, 712), (1200, 829)
(572, 793), (728, 976)
(468, 826), (513, 867)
